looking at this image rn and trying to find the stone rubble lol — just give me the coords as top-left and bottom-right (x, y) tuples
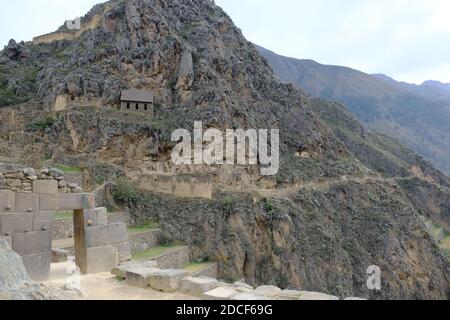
(111, 260), (363, 300)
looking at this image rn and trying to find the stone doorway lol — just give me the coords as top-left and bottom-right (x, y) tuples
(1, 170), (130, 281)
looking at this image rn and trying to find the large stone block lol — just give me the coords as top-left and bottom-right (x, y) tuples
(181, 277), (219, 296)
(32, 211), (54, 231)
(11, 230), (51, 255)
(0, 212), (33, 235)
(0, 190), (14, 211)
(14, 193), (39, 212)
(112, 241), (132, 263)
(39, 193), (96, 210)
(147, 269), (189, 293)
(85, 225), (109, 248)
(22, 252), (51, 282)
(297, 291), (339, 300)
(125, 267), (159, 288)
(254, 285), (282, 297)
(57, 193), (96, 210)
(202, 287), (239, 300)
(112, 261), (158, 278)
(84, 207), (108, 227)
(231, 293), (270, 301)
(85, 245), (117, 274)
(38, 194), (58, 211)
(32, 180), (58, 194)
(108, 222), (128, 244)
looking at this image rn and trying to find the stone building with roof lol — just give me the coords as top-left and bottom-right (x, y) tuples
(120, 89), (154, 114)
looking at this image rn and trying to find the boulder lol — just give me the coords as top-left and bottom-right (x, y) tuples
(202, 287), (239, 300)
(232, 293), (270, 301)
(181, 277), (219, 296)
(0, 239), (31, 290)
(147, 269), (188, 293)
(125, 267), (159, 288)
(254, 285), (282, 297)
(298, 291), (339, 300)
(23, 168), (36, 177)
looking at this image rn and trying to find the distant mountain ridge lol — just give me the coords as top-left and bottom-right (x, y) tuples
(373, 74), (450, 104)
(257, 45), (450, 175)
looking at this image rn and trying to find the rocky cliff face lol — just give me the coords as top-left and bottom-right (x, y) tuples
(0, 0), (450, 299)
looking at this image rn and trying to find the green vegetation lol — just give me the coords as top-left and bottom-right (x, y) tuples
(26, 116), (56, 131)
(0, 64), (39, 107)
(132, 243), (183, 261)
(112, 177), (139, 205)
(52, 163), (82, 173)
(127, 219), (160, 234)
(183, 262), (213, 274)
(263, 199), (274, 212)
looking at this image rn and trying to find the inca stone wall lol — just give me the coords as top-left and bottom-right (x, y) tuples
(0, 164), (83, 194)
(138, 174), (213, 199)
(0, 164), (131, 281)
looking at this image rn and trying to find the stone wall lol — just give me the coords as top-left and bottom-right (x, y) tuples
(120, 101), (154, 115)
(1, 164), (131, 281)
(0, 164), (82, 194)
(138, 174), (213, 199)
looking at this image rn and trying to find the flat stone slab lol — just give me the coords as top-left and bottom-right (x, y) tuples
(277, 289), (303, 300)
(202, 287), (239, 300)
(147, 269), (189, 293)
(181, 277), (219, 296)
(297, 291), (339, 300)
(125, 267), (160, 288)
(112, 261), (158, 278)
(254, 285), (282, 297)
(233, 281), (254, 290)
(231, 293), (270, 300)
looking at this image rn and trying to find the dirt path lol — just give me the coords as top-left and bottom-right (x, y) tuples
(253, 175), (427, 199)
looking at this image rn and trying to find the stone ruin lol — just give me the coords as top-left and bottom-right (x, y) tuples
(0, 164), (131, 281)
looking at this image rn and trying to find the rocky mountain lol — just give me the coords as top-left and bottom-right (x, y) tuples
(0, 0), (450, 299)
(257, 46), (450, 175)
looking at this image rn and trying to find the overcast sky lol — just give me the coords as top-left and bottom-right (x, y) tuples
(1, 0), (449, 84)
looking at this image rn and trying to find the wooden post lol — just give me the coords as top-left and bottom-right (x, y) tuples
(73, 209), (88, 274)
